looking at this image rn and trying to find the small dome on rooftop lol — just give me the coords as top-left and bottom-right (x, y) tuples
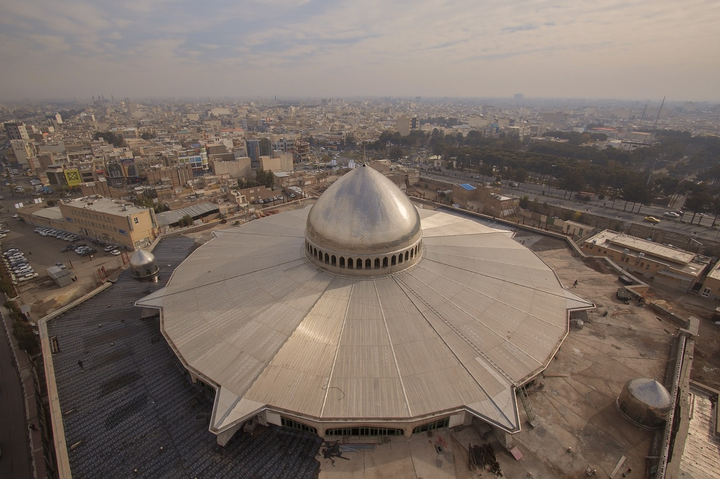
(306, 165), (421, 258)
(616, 377), (672, 429)
(130, 249), (156, 268)
(130, 249), (159, 279)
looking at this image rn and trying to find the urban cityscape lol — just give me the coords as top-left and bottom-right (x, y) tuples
(1, 1), (720, 479)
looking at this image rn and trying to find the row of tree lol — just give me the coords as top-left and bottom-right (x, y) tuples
(364, 127), (720, 225)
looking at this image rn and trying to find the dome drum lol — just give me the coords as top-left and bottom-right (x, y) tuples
(304, 237), (422, 275)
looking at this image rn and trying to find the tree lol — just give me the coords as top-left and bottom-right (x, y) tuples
(519, 196), (530, 209)
(389, 147), (404, 161)
(512, 168), (528, 183)
(620, 181), (649, 212)
(179, 215), (193, 227)
(684, 192), (712, 224)
(560, 170), (585, 199)
(255, 169), (275, 189)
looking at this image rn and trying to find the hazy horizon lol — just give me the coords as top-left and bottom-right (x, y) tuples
(1, 0), (718, 103)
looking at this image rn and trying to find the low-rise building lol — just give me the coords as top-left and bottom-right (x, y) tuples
(699, 262), (720, 300)
(60, 197), (158, 250)
(582, 230), (710, 292)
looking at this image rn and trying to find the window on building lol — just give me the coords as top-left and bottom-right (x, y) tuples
(280, 416), (317, 434)
(412, 417), (450, 434)
(134, 217), (139, 224)
(325, 426), (404, 437)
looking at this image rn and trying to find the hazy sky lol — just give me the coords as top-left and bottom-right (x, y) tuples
(1, 0), (718, 102)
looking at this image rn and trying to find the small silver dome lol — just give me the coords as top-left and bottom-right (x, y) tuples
(130, 249), (159, 279)
(616, 378), (672, 429)
(305, 165), (422, 275)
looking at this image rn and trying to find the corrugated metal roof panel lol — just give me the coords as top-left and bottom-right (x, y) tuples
(146, 207), (591, 434)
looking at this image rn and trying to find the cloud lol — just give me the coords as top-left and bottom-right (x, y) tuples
(0, 0), (718, 101)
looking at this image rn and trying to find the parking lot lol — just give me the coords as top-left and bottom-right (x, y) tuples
(0, 217), (128, 316)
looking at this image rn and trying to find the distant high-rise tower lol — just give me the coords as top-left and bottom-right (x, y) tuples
(396, 116), (411, 136)
(5, 122), (29, 140)
(411, 117), (419, 130)
(246, 139), (261, 169)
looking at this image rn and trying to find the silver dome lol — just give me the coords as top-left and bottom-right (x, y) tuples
(616, 378), (672, 429)
(306, 165), (421, 256)
(130, 249), (159, 279)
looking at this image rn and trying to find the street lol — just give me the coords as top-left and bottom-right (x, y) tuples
(419, 169), (720, 244)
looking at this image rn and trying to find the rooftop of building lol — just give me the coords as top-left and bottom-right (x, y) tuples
(140, 191), (592, 436)
(44, 220), (706, 479)
(46, 237), (322, 478)
(585, 229), (704, 267)
(63, 196), (150, 216)
(705, 260), (720, 280)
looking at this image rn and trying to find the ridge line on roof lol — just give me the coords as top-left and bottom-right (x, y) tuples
(393, 276), (517, 428)
(320, 282), (354, 417)
(373, 281), (413, 417)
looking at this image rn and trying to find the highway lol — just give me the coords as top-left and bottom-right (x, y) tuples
(419, 168), (720, 244)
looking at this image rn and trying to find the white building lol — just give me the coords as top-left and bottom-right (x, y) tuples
(137, 165), (592, 445)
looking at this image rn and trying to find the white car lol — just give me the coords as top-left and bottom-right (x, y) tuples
(110, 250), (121, 256)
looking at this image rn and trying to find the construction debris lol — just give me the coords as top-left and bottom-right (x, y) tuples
(469, 443), (503, 476)
(319, 441), (350, 466)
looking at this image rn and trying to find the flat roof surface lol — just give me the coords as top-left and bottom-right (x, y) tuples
(146, 207), (592, 434)
(65, 197), (149, 216)
(47, 237), (322, 478)
(156, 202), (218, 227)
(588, 230), (695, 265)
(706, 261), (720, 280)
(31, 206), (63, 220)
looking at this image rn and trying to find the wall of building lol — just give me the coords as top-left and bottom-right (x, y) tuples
(259, 153), (293, 173)
(59, 201), (157, 250)
(211, 157), (252, 179)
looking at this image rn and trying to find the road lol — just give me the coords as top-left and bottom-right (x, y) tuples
(419, 168), (720, 244)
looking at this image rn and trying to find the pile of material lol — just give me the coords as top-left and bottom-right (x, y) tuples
(469, 443), (503, 476)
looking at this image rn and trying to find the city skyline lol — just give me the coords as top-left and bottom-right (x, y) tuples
(0, 0), (718, 102)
